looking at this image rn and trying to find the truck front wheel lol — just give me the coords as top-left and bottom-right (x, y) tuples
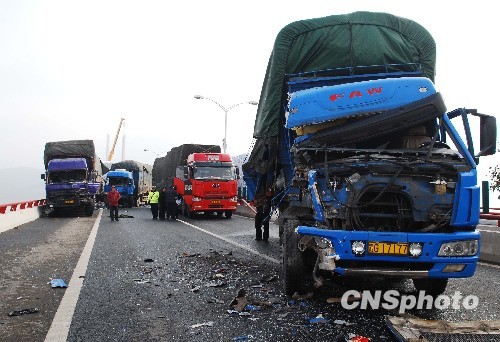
(225, 211), (233, 219)
(413, 278), (448, 297)
(283, 219), (305, 296)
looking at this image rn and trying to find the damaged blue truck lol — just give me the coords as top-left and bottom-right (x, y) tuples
(243, 12), (497, 296)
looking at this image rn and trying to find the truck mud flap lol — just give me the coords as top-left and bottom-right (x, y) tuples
(298, 92), (446, 147)
(386, 316), (500, 341)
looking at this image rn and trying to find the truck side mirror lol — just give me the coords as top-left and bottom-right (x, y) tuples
(477, 115), (497, 157)
(41, 173), (46, 180)
(235, 167), (240, 179)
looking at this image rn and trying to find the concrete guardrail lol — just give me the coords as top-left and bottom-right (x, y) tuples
(0, 199), (45, 234)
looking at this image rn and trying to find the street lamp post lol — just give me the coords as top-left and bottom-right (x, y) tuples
(194, 95), (258, 154)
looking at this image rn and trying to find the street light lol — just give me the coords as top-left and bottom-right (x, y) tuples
(194, 95), (258, 153)
(143, 149), (165, 158)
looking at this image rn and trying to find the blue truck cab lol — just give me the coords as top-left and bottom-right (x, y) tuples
(104, 169), (135, 207)
(243, 12), (497, 296)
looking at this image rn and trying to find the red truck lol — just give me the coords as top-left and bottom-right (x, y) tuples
(174, 152), (239, 218)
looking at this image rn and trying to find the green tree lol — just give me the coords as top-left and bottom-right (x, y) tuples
(489, 147), (500, 192)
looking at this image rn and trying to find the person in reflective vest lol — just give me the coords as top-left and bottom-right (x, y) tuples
(147, 186), (160, 219)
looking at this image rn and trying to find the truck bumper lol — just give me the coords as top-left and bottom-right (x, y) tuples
(190, 198), (238, 212)
(296, 226), (480, 278)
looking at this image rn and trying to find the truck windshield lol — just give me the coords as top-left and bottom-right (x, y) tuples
(48, 170), (86, 183)
(193, 166), (234, 180)
(108, 177), (130, 186)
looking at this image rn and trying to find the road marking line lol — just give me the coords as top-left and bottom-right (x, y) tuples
(178, 219), (280, 265)
(45, 209), (103, 342)
(478, 262), (500, 270)
(478, 229), (500, 234)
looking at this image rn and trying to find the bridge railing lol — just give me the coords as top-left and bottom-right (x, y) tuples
(0, 199), (46, 234)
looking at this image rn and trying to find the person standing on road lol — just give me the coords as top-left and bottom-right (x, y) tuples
(165, 185), (178, 220)
(107, 185), (121, 221)
(158, 186), (167, 220)
(255, 187), (273, 241)
(147, 186), (160, 219)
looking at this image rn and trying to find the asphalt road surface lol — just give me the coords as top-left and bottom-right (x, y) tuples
(0, 208), (499, 341)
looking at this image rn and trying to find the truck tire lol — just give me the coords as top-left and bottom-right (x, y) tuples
(283, 219), (305, 296)
(413, 278), (448, 297)
(225, 211), (233, 219)
(84, 200), (95, 217)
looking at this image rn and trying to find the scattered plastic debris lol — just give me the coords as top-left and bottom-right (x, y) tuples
(191, 286), (201, 293)
(50, 279), (68, 288)
(239, 312), (252, 317)
(190, 321), (214, 328)
(118, 214), (134, 218)
(309, 314), (330, 324)
(333, 319), (352, 326)
(250, 284), (263, 288)
(8, 308), (40, 316)
(143, 258), (154, 263)
(207, 298), (224, 304)
(261, 274), (277, 283)
(134, 279), (150, 284)
(327, 293), (362, 303)
(233, 335), (253, 340)
(244, 304), (261, 312)
(292, 292), (313, 300)
(348, 334), (370, 342)
(182, 252), (200, 257)
(205, 281), (226, 288)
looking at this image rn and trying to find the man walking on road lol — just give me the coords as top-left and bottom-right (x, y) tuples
(107, 185), (121, 221)
(147, 186), (160, 219)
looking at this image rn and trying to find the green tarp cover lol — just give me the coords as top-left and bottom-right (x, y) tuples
(253, 11), (436, 138)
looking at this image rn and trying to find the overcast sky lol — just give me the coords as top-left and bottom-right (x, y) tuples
(1, 0), (498, 204)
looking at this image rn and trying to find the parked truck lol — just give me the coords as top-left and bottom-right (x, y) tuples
(42, 140), (104, 216)
(174, 152), (239, 218)
(243, 12), (497, 296)
(104, 160), (152, 207)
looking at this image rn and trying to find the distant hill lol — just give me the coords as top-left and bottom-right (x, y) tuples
(0, 167), (45, 204)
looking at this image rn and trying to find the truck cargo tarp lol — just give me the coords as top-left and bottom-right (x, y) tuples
(253, 11), (436, 138)
(153, 144), (220, 187)
(111, 160), (152, 173)
(44, 140), (96, 168)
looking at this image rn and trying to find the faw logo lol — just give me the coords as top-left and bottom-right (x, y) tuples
(330, 87), (382, 102)
(207, 155), (220, 161)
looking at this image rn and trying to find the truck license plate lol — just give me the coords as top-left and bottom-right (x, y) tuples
(65, 200), (74, 204)
(368, 242), (408, 256)
(211, 200), (220, 204)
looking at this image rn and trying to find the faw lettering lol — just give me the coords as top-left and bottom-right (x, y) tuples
(366, 87), (383, 95)
(207, 155), (220, 161)
(329, 93), (344, 101)
(349, 90), (363, 98)
(330, 87), (383, 101)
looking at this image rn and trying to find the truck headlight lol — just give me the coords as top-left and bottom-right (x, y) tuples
(351, 241), (365, 256)
(438, 240), (478, 257)
(192, 196), (202, 202)
(409, 243), (423, 258)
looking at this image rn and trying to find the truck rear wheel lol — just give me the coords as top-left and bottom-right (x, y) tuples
(413, 278), (448, 296)
(283, 219), (305, 296)
(84, 201), (95, 217)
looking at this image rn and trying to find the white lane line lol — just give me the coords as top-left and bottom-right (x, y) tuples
(178, 219), (280, 265)
(478, 229), (500, 234)
(478, 262), (500, 270)
(44, 209), (103, 342)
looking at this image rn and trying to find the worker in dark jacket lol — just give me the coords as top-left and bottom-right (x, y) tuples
(107, 186), (121, 221)
(158, 186), (167, 220)
(165, 185), (179, 220)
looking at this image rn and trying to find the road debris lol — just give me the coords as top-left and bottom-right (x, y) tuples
(49, 278), (68, 288)
(309, 314), (330, 324)
(8, 308), (40, 316)
(233, 335), (253, 341)
(292, 292), (313, 300)
(190, 321), (214, 328)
